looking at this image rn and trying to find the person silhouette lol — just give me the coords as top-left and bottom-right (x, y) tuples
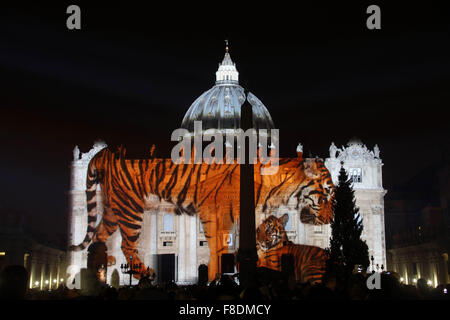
(0, 265), (29, 299)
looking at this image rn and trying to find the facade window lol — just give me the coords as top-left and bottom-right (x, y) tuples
(313, 225), (322, 234)
(163, 214), (174, 232)
(163, 241), (173, 247)
(284, 214), (292, 231)
(199, 221), (204, 233)
(349, 168), (362, 183)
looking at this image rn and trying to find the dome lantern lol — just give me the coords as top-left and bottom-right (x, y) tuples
(215, 40), (239, 85)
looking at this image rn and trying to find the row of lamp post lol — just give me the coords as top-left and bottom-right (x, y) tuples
(33, 278), (65, 290)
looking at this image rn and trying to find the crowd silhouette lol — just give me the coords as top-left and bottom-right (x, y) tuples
(0, 265), (448, 300)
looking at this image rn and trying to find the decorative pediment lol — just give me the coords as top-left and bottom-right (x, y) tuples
(334, 142), (378, 163)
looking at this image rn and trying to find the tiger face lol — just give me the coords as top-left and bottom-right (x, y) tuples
(256, 214), (289, 251)
(294, 159), (334, 225)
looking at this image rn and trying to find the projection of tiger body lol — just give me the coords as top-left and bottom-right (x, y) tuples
(257, 214), (328, 284)
(70, 146), (334, 281)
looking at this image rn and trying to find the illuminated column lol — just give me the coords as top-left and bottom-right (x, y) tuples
(189, 215), (197, 283)
(56, 260), (60, 288)
(40, 263), (44, 291)
(29, 261), (34, 289)
(442, 253), (449, 285)
(68, 142), (107, 288)
(380, 204), (387, 268)
(69, 158), (89, 280)
(178, 215), (186, 283)
(49, 265), (53, 290)
(149, 211), (158, 276)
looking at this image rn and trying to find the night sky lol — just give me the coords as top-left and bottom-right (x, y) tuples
(0, 3), (449, 245)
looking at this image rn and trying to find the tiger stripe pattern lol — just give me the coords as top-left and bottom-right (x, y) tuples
(70, 146), (334, 281)
(256, 214), (328, 284)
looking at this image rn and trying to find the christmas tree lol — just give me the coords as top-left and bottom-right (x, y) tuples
(328, 163), (369, 277)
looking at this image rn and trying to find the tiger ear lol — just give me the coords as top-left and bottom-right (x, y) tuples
(279, 214), (289, 227)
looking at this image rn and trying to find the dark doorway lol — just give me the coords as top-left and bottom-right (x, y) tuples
(87, 242), (107, 282)
(157, 254), (175, 284)
(281, 254), (294, 278)
(198, 264), (208, 286)
(221, 253), (235, 274)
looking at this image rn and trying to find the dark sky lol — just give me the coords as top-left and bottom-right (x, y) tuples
(0, 3), (449, 243)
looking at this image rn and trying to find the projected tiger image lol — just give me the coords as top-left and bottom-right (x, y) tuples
(69, 145), (334, 281)
(256, 214), (328, 284)
(6, 2), (444, 304)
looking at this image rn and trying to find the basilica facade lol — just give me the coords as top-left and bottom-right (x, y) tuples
(67, 50), (387, 286)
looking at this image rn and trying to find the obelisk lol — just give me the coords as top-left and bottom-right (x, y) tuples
(237, 92), (257, 288)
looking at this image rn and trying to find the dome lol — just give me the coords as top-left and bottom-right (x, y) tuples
(181, 47), (275, 134)
(347, 137), (363, 146)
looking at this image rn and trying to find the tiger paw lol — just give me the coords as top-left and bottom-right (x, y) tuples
(143, 267), (156, 280)
(107, 256), (116, 266)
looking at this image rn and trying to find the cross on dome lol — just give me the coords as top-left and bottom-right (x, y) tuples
(216, 40), (239, 84)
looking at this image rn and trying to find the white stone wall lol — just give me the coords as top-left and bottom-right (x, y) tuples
(68, 142), (110, 288)
(68, 140), (387, 285)
(324, 141), (387, 269)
